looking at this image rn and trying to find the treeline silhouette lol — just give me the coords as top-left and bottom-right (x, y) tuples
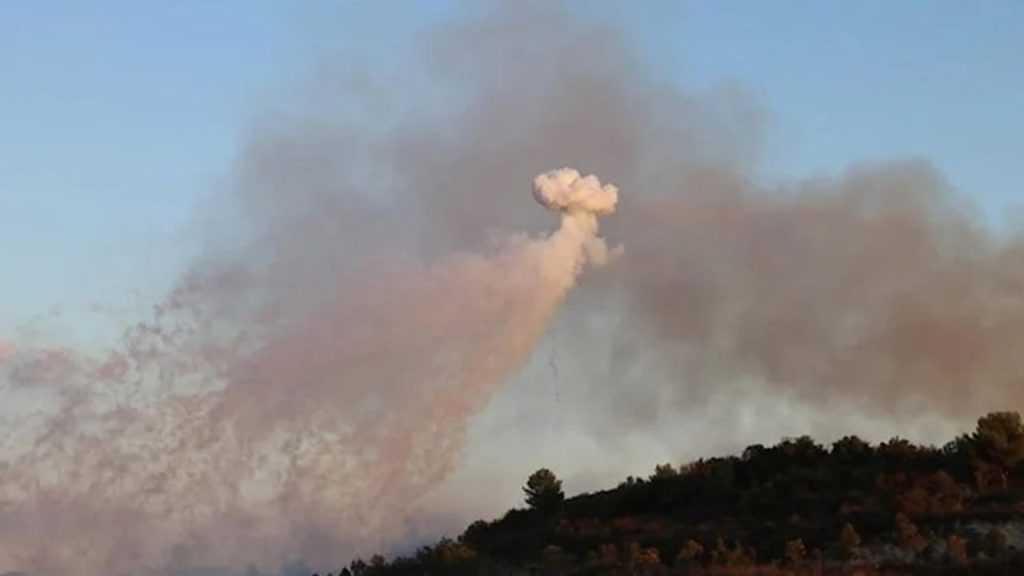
(314, 412), (1024, 575)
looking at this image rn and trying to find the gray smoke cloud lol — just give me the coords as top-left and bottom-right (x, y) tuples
(1, 2), (1022, 575)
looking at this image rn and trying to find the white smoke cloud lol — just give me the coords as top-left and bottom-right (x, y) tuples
(533, 168), (618, 216)
(534, 168), (620, 268)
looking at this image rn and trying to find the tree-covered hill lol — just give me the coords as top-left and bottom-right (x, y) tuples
(316, 412), (1024, 576)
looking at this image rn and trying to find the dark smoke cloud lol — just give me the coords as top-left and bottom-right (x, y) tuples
(1, 2), (1021, 575)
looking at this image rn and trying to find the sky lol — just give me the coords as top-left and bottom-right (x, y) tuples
(1, 0), (1021, 340)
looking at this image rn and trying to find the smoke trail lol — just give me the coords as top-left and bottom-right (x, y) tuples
(0, 169), (616, 575)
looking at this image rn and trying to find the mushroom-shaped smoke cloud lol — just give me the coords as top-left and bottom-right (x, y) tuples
(533, 168), (619, 268)
(534, 168), (618, 216)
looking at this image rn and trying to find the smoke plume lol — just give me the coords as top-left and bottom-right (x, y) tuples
(2, 2), (1022, 575)
(0, 167), (616, 574)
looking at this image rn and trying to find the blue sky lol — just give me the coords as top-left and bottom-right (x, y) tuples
(1, 0), (1022, 340)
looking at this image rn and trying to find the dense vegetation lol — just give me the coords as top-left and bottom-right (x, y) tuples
(315, 412), (1024, 575)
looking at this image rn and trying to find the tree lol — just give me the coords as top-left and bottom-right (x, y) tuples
(785, 538), (806, 566)
(675, 539), (704, 569)
(461, 520), (489, 549)
(986, 526), (1008, 559)
(939, 433), (977, 483)
(524, 468), (564, 511)
(832, 435), (872, 461)
(651, 463), (677, 479)
(879, 437), (918, 467)
(742, 444), (767, 461)
(894, 512), (929, 555)
(810, 548), (824, 572)
(840, 523), (861, 561)
(585, 544), (619, 571)
(624, 543), (664, 576)
(947, 534), (968, 566)
(711, 537), (730, 566)
(702, 457), (737, 494)
(540, 545), (575, 576)
(726, 541), (752, 568)
(778, 436), (826, 465)
(436, 538), (477, 570)
(973, 411), (1024, 489)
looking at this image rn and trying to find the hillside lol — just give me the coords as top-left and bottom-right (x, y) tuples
(318, 412), (1024, 576)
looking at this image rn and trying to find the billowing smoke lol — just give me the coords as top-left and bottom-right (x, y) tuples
(534, 169), (618, 216)
(2, 1), (1023, 575)
(0, 165), (615, 574)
